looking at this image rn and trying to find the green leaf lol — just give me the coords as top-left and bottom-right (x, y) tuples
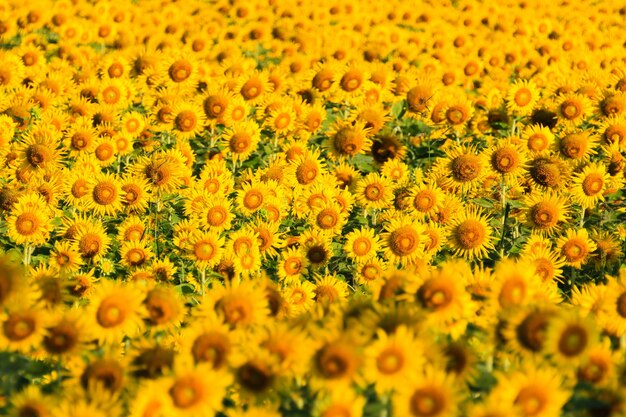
(391, 99), (407, 120)
(471, 198), (495, 209)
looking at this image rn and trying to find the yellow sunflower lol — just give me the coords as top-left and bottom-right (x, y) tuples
(506, 79), (540, 116)
(6, 193), (52, 247)
(571, 162), (610, 209)
(523, 191), (569, 236)
(446, 207), (494, 260)
(85, 280), (145, 345)
(393, 366), (460, 417)
(364, 326), (425, 394)
(160, 362), (232, 417)
(381, 215), (426, 266)
(221, 119), (261, 163)
(490, 363), (569, 417)
(556, 228), (597, 268)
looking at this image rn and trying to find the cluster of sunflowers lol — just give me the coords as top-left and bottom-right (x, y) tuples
(3, 0), (626, 416)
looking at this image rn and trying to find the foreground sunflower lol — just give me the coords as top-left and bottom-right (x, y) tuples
(160, 362), (232, 417)
(85, 280), (145, 345)
(393, 367), (459, 417)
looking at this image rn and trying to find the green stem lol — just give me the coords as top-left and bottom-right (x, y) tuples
(201, 268), (206, 297)
(23, 244), (33, 269)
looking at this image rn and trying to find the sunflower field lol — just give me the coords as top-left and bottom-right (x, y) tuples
(2, 0), (626, 416)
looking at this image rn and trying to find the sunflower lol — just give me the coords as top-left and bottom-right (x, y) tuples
(221, 119), (261, 163)
(144, 286), (185, 331)
(208, 280), (270, 330)
(313, 274), (349, 306)
(364, 326), (424, 394)
(73, 221), (111, 263)
(526, 156), (570, 191)
(277, 247), (308, 282)
(393, 366), (459, 417)
(161, 362), (232, 417)
(405, 182), (443, 218)
(441, 96), (475, 131)
(571, 162), (610, 209)
(382, 160), (410, 186)
(199, 170), (234, 197)
(232, 249), (262, 279)
(170, 101), (206, 140)
(120, 240), (154, 269)
(92, 136), (118, 167)
(160, 52), (200, 91)
(311, 336), (362, 390)
(436, 145), (487, 194)
(577, 341), (616, 387)
(9, 386), (56, 417)
(198, 196), (233, 233)
(264, 102), (297, 136)
(354, 105), (391, 135)
(325, 120), (372, 161)
(85, 171), (122, 216)
(501, 304), (557, 357)
(598, 276), (626, 336)
(186, 230), (225, 271)
(311, 201), (348, 235)
(222, 96), (251, 126)
(117, 215), (147, 242)
(354, 172), (394, 211)
(522, 123), (555, 156)
(236, 180), (269, 216)
(556, 93), (590, 127)
(590, 230), (623, 272)
(64, 117), (98, 156)
(523, 191), (569, 236)
(506, 79), (540, 116)
(416, 262), (475, 328)
(53, 399), (111, 417)
(49, 240), (83, 275)
(6, 194), (52, 247)
(555, 131), (598, 162)
(133, 150), (187, 195)
(299, 102), (326, 134)
(85, 280), (145, 345)
(0, 305), (49, 353)
(598, 115), (626, 150)
(179, 314), (233, 370)
(252, 220), (284, 259)
(285, 149), (327, 188)
(312, 386), (366, 417)
(201, 86), (234, 126)
(488, 259), (551, 311)
(42, 308), (86, 358)
(61, 169), (90, 210)
(151, 258), (178, 283)
(334, 62), (369, 100)
(544, 310), (598, 366)
(522, 247), (566, 283)
(490, 364), (569, 417)
(487, 139), (528, 185)
(305, 61), (338, 95)
(446, 207), (494, 260)
(380, 215), (427, 267)
(556, 228), (597, 268)
(405, 77), (438, 118)
(129, 381), (169, 417)
(344, 227), (380, 262)
(282, 280), (316, 316)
